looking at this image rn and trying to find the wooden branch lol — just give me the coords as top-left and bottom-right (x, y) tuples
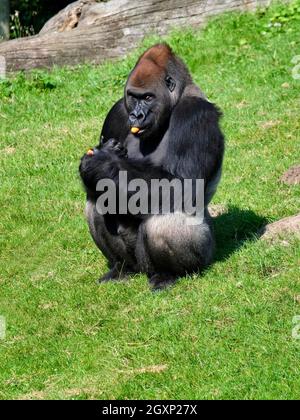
(0, 0), (272, 72)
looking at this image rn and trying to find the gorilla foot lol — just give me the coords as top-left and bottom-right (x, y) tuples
(98, 262), (133, 284)
(149, 273), (177, 291)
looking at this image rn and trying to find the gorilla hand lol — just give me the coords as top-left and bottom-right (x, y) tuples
(81, 139), (127, 169)
(102, 138), (128, 159)
(80, 139), (128, 197)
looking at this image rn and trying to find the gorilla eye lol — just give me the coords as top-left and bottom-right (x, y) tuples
(145, 95), (153, 102)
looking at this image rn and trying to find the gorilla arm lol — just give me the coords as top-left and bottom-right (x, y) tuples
(100, 99), (129, 144)
(165, 95), (225, 197)
(79, 140), (175, 209)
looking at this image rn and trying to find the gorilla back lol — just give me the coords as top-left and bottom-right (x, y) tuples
(79, 43), (225, 290)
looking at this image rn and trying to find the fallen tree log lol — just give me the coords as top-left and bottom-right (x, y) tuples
(0, 0), (272, 72)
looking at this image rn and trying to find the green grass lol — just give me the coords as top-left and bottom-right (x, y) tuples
(0, 1), (300, 400)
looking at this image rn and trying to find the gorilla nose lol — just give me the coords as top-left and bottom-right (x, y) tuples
(129, 110), (145, 125)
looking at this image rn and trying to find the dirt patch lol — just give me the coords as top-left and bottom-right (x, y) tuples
(260, 120), (281, 130)
(117, 365), (168, 375)
(21, 391), (46, 400)
(209, 204), (228, 218)
(236, 100), (248, 109)
(3, 147), (16, 155)
(281, 166), (300, 185)
(21, 386), (99, 400)
(38, 302), (58, 311)
(134, 365), (167, 374)
(260, 214), (300, 241)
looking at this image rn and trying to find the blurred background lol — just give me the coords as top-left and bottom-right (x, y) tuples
(1, 0), (75, 38)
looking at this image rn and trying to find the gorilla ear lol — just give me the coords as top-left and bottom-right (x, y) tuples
(165, 76), (176, 92)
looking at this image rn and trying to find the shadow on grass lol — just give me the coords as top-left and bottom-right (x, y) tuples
(213, 206), (268, 263)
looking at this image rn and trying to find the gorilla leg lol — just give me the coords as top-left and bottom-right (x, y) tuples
(136, 211), (214, 290)
(85, 201), (138, 282)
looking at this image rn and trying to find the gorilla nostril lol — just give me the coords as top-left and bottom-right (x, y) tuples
(130, 110), (145, 123)
(129, 113), (137, 121)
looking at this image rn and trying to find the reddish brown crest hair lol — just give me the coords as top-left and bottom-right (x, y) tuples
(129, 44), (173, 88)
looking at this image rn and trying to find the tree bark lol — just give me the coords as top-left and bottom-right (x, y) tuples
(0, 0), (272, 72)
(0, 0), (10, 41)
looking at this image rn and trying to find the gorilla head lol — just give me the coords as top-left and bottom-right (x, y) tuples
(125, 44), (192, 138)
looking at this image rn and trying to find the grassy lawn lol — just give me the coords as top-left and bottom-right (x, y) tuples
(0, 1), (299, 400)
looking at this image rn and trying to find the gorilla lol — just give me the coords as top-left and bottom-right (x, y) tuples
(79, 43), (225, 290)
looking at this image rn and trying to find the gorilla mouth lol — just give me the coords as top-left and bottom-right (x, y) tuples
(137, 129), (146, 135)
(131, 126), (147, 136)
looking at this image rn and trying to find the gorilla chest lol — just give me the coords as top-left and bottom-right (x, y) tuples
(125, 133), (168, 164)
(125, 134), (143, 159)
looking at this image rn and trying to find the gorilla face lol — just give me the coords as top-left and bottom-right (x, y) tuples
(125, 88), (157, 135)
(125, 79), (174, 139)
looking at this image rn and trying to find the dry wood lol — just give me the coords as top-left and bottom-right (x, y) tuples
(0, 0), (272, 72)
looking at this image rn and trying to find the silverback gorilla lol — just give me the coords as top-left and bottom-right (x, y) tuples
(79, 44), (225, 290)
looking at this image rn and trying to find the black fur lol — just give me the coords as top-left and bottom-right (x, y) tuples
(101, 99), (129, 144)
(79, 44), (225, 290)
